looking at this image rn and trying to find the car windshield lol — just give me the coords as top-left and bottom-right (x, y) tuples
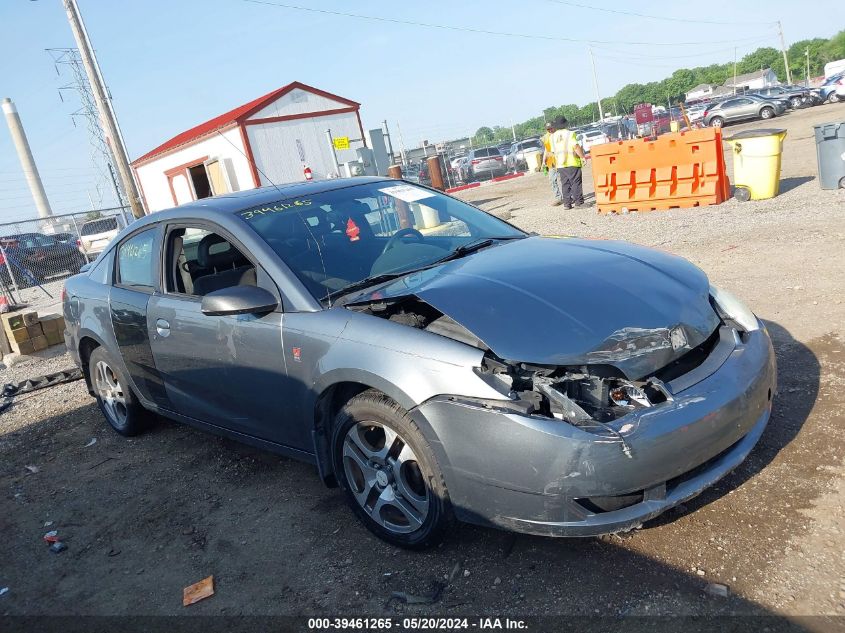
(236, 181), (525, 303)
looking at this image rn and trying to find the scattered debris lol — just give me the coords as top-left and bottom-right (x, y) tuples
(43, 521), (53, 528)
(0, 587), (8, 597)
(49, 542), (67, 554)
(448, 562), (461, 582)
(696, 569), (706, 576)
(705, 583), (730, 598)
(88, 456), (114, 470)
(84, 438), (97, 448)
(107, 548), (121, 557)
(389, 581), (446, 606)
(463, 569), (470, 578)
(43, 530), (59, 543)
(24, 465), (39, 474)
(494, 577), (501, 585)
(183, 575), (215, 607)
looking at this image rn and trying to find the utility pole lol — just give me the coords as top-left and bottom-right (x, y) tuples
(2, 98), (54, 219)
(63, 0), (145, 218)
(777, 21), (792, 84)
(382, 120), (395, 164)
(733, 47), (738, 95)
(588, 46), (605, 122)
(805, 47), (810, 87)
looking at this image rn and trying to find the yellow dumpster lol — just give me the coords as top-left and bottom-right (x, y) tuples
(724, 128), (787, 201)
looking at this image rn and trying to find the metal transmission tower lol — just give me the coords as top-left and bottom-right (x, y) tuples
(47, 47), (124, 212)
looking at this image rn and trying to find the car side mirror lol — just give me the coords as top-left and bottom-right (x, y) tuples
(201, 285), (278, 316)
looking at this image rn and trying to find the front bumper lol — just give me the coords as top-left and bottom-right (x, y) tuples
(411, 326), (776, 537)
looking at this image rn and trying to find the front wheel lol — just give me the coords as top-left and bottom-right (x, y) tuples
(332, 391), (454, 549)
(830, 93), (841, 103)
(760, 106), (775, 119)
(710, 117), (724, 128)
(790, 96), (802, 108)
(89, 346), (152, 436)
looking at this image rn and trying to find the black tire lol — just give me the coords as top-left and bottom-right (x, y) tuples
(830, 93), (841, 104)
(710, 116), (724, 128)
(760, 106), (775, 120)
(332, 390), (455, 549)
(88, 346), (152, 436)
(790, 96), (802, 108)
(839, 176), (845, 190)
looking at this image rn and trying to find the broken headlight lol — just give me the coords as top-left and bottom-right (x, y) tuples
(535, 374), (663, 424)
(709, 284), (759, 333)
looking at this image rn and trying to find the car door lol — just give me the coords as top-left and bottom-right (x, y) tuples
(145, 223), (298, 447)
(110, 225), (171, 408)
(734, 98), (757, 120)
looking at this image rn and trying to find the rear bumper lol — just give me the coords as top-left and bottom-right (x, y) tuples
(411, 326), (776, 537)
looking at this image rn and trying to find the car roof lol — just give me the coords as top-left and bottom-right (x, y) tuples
(157, 176), (395, 217)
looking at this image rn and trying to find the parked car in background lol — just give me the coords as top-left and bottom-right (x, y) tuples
(62, 176), (776, 548)
(684, 104), (707, 124)
(578, 128), (610, 153)
(461, 147), (506, 182)
(497, 142), (513, 157)
(51, 232), (79, 245)
(817, 73), (844, 103)
(0, 232), (86, 287)
(703, 95), (785, 128)
(449, 154), (466, 171)
(78, 216), (123, 260)
(505, 138), (544, 172)
(754, 85), (810, 108)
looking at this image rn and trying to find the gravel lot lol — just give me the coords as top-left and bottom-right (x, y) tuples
(1, 103), (844, 620)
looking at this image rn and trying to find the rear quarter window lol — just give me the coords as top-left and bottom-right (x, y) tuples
(81, 217), (119, 236)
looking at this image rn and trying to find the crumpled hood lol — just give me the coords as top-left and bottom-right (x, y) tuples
(356, 236), (721, 378)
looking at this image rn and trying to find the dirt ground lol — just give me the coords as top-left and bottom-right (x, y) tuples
(1, 103), (845, 624)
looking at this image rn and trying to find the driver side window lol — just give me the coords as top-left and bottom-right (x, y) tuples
(165, 226), (257, 297)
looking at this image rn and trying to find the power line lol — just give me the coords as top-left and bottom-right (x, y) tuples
(589, 39), (774, 60)
(242, 0), (774, 46)
(545, 0), (776, 26)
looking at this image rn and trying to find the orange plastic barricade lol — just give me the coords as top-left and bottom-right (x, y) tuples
(590, 128), (730, 213)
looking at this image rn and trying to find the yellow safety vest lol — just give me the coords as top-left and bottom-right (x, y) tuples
(551, 129), (582, 168)
(542, 132), (555, 168)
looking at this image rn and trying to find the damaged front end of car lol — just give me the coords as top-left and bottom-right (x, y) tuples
(345, 282), (776, 537)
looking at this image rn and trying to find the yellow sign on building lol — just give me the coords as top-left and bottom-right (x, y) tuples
(332, 136), (350, 150)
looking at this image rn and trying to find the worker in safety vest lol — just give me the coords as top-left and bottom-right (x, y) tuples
(550, 116), (588, 209)
(541, 121), (562, 205)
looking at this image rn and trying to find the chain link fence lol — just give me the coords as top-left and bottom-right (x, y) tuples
(0, 206), (131, 312)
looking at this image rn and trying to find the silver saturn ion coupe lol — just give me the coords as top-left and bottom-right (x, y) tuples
(63, 177), (776, 548)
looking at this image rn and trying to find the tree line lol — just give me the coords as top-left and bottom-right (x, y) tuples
(473, 29), (845, 145)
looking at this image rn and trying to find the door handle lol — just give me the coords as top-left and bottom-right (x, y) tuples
(155, 319), (171, 338)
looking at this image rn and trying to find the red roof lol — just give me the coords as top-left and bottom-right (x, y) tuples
(131, 81), (359, 166)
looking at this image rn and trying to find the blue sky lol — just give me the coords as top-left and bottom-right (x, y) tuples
(0, 0), (840, 221)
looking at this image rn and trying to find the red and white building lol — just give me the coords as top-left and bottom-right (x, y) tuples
(131, 81), (365, 212)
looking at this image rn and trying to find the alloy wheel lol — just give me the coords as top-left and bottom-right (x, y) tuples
(342, 421), (429, 534)
(94, 360), (127, 427)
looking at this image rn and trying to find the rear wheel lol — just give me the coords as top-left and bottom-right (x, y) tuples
(710, 116), (724, 128)
(830, 93), (841, 103)
(332, 391), (454, 549)
(790, 96), (802, 108)
(89, 346), (151, 436)
(760, 106), (775, 119)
